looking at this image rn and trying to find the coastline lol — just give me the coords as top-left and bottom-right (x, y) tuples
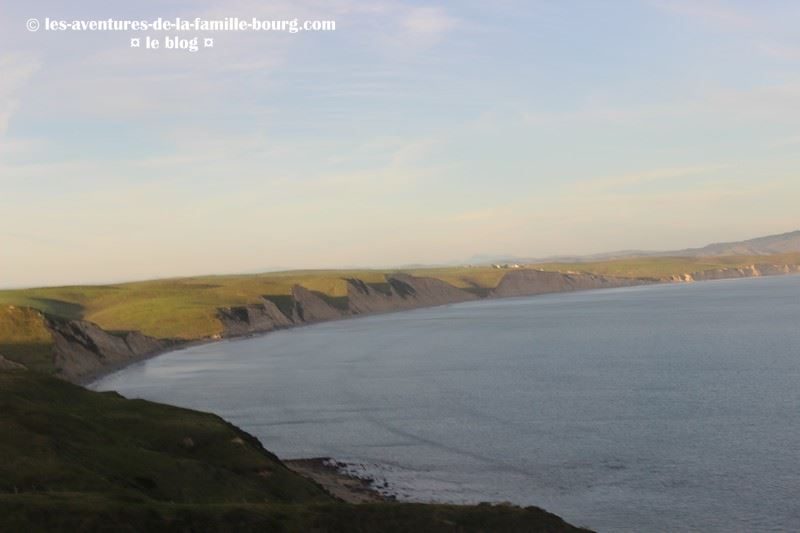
(75, 270), (800, 529)
(80, 268), (800, 387)
(285, 458), (393, 504)
(79, 274), (651, 509)
(75, 338), (200, 386)
(80, 271), (650, 385)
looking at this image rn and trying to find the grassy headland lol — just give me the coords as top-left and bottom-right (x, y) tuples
(0, 368), (589, 532)
(0, 268), (496, 340)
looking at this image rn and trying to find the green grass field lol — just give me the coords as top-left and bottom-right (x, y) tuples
(0, 306), (54, 374)
(531, 253), (800, 279)
(0, 267), (510, 340)
(532, 256), (734, 279)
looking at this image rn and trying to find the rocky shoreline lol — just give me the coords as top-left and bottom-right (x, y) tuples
(285, 458), (393, 504)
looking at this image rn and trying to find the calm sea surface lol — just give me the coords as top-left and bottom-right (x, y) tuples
(92, 275), (800, 531)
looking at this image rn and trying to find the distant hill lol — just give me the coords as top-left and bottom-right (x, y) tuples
(467, 230), (800, 264)
(674, 230), (800, 257)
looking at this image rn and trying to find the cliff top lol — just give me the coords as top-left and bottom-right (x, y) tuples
(1, 253), (799, 343)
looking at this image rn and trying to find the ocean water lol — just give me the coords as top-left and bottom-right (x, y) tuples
(92, 275), (800, 532)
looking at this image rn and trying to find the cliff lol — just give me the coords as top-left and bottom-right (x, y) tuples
(218, 297), (295, 336)
(209, 271), (648, 342)
(291, 285), (347, 323)
(347, 274), (478, 314)
(668, 263), (800, 282)
(4, 266), (798, 384)
(214, 274), (480, 338)
(46, 316), (173, 383)
(491, 269), (647, 298)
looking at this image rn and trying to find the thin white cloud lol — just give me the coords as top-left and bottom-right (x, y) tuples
(769, 135), (800, 149)
(519, 79), (800, 131)
(758, 42), (800, 61)
(571, 164), (730, 194)
(649, 0), (754, 29)
(0, 52), (40, 135)
(402, 6), (458, 44)
(705, 82), (800, 120)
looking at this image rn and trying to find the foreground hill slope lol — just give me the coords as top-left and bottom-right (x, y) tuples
(0, 368), (588, 532)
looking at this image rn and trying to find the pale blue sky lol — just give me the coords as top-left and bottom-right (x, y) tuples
(2, 1), (800, 287)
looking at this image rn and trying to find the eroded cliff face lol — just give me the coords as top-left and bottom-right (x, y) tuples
(347, 274), (478, 315)
(46, 317), (171, 383)
(13, 266), (798, 384)
(291, 285), (347, 323)
(218, 298), (295, 336)
(669, 264), (800, 282)
(214, 266), (800, 339)
(490, 269), (645, 298)
(216, 274), (480, 337)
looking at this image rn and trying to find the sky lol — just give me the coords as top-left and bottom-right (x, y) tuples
(2, 0), (800, 287)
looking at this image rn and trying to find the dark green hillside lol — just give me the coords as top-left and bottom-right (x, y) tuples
(0, 369), (588, 532)
(0, 369), (328, 505)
